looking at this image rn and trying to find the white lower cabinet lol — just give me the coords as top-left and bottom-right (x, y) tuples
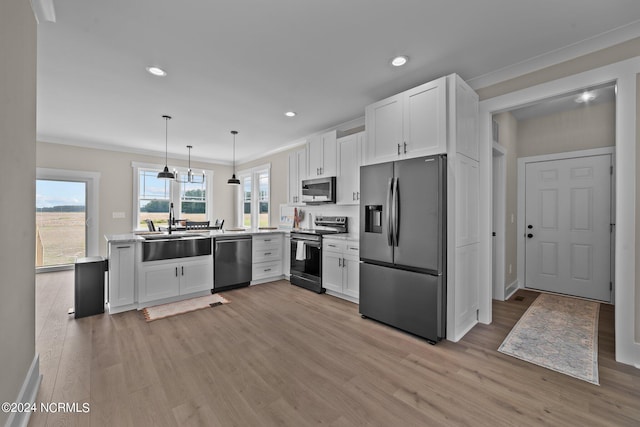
(322, 238), (360, 301)
(138, 255), (213, 304)
(107, 242), (136, 313)
(252, 234), (284, 284)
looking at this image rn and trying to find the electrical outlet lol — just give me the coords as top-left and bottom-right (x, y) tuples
(112, 211), (126, 219)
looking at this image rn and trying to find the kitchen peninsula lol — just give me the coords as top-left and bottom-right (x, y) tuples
(105, 229), (286, 313)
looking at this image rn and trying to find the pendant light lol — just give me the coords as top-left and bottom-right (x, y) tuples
(157, 115), (175, 179)
(227, 130), (240, 185)
(177, 145), (205, 183)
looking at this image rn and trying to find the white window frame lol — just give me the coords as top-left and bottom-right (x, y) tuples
(36, 168), (101, 271)
(236, 163), (271, 229)
(132, 161), (214, 231)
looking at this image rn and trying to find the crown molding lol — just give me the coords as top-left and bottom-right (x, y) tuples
(468, 19), (640, 90)
(30, 0), (56, 23)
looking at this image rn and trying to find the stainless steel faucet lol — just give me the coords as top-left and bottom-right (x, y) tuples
(168, 202), (174, 234)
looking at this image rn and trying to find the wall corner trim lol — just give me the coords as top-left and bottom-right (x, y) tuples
(4, 354), (41, 427)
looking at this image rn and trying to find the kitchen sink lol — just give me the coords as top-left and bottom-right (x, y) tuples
(142, 236), (212, 261)
(141, 234), (185, 240)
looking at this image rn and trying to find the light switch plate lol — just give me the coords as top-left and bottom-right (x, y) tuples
(112, 211), (126, 219)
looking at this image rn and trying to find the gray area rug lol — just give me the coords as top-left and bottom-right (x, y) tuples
(498, 293), (600, 385)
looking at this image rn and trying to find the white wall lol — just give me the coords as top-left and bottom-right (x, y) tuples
(517, 101), (615, 158)
(493, 112), (518, 289)
(36, 142), (235, 256)
(0, 0), (37, 424)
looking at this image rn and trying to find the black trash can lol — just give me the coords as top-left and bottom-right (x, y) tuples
(74, 256), (107, 319)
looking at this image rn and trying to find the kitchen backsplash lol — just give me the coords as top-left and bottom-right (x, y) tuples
(280, 204), (359, 238)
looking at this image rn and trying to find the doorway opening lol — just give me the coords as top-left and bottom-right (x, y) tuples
(35, 168), (100, 273)
(36, 179), (86, 268)
(491, 82), (616, 303)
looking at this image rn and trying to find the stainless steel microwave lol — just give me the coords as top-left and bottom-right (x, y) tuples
(301, 176), (336, 204)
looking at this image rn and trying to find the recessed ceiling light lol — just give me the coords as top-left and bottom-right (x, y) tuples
(146, 66), (167, 77)
(390, 55), (409, 67)
(285, 111), (297, 117)
(575, 91), (596, 103)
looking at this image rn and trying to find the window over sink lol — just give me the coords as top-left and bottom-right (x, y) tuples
(132, 162), (214, 230)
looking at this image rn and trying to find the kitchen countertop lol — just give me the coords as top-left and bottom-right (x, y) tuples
(321, 234), (359, 242)
(105, 228), (288, 243)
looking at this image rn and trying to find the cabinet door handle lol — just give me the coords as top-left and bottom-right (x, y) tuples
(350, 247), (358, 251)
(116, 245), (131, 249)
(264, 252), (272, 256)
(338, 258), (342, 267)
(357, 191), (360, 200)
(397, 143), (401, 155)
(328, 244), (336, 248)
(264, 268), (271, 272)
(175, 267), (178, 277)
(404, 141), (407, 154)
(264, 239), (272, 242)
(181, 266), (184, 276)
(342, 258), (346, 267)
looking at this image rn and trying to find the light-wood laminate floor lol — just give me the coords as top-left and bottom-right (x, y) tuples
(30, 271), (640, 426)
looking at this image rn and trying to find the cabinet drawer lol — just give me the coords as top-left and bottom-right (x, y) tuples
(323, 240), (346, 252)
(253, 247), (281, 263)
(253, 235), (282, 251)
(252, 261), (282, 280)
(346, 242), (360, 255)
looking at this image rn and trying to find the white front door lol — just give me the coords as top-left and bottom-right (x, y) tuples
(524, 154), (611, 302)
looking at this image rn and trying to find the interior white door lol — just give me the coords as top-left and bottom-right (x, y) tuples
(524, 154), (611, 302)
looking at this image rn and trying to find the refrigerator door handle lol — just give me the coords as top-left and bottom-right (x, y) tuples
(387, 177), (394, 246)
(392, 177), (399, 246)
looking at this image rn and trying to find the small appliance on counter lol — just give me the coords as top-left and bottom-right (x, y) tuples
(289, 216), (348, 293)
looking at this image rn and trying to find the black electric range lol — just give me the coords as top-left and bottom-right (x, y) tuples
(289, 216), (348, 293)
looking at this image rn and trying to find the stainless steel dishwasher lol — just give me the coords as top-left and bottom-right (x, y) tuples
(213, 235), (252, 292)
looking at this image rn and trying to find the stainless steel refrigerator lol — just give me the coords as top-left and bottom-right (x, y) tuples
(359, 154), (446, 343)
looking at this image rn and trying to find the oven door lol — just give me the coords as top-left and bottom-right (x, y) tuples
(290, 238), (322, 281)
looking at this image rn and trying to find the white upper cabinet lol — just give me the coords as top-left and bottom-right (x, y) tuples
(337, 131), (364, 204)
(365, 76), (447, 165)
(365, 94), (403, 163)
(287, 147), (306, 204)
(307, 130), (337, 178)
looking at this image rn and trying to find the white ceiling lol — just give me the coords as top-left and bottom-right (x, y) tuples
(510, 83), (617, 121)
(36, 1), (640, 164)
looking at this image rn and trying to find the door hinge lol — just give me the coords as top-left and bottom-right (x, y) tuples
(610, 282), (613, 291)
(610, 165), (613, 175)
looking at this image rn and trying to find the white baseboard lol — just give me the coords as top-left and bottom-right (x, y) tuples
(447, 319), (478, 343)
(5, 354), (41, 427)
(505, 279), (520, 300)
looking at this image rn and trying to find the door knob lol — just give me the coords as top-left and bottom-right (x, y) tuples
(527, 233), (534, 238)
